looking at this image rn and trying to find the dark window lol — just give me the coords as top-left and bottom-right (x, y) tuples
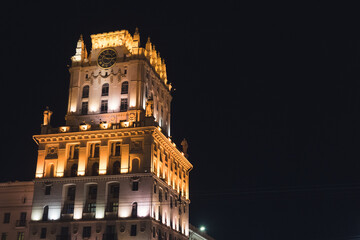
(109, 184), (119, 198)
(120, 98), (128, 112)
(91, 162), (99, 176)
(82, 86), (89, 98)
(83, 226), (91, 238)
(112, 161), (120, 175)
(153, 181), (157, 193)
(1, 233), (7, 240)
(132, 182), (138, 191)
(45, 186), (51, 195)
(70, 164), (78, 177)
(131, 202), (137, 218)
(42, 206), (48, 221)
(3, 213), (10, 224)
(102, 83), (109, 96)
(88, 186), (97, 200)
(101, 100), (108, 113)
(40, 228), (46, 239)
(121, 81), (129, 94)
(67, 186), (76, 201)
(130, 224), (137, 236)
(81, 102), (88, 115)
(159, 189), (163, 202)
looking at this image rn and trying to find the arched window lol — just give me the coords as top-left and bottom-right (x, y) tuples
(131, 159), (140, 173)
(102, 83), (109, 96)
(70, 164), (78, 177)
(82, 85), (89, 98)
(92, 162), (99, 176)
(112, 161), (120, 175)
(42, 206), (49, 221)
(131, 202), (137, 218)
(121, 81), (128, 94)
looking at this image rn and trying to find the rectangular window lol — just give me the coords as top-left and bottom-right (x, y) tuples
(82, 226), (91, 238)
(3, 213), (10, 224)
(45, 186), (51, 195)
(101, 100), (108, 113)
(1, 233), (7, 240)
(130, 224), (137, 236)
(120, 98), (128, 112)
(132, 182), (139, 191)
(81, 101), (88, 115)
(40, 228), (46, 239)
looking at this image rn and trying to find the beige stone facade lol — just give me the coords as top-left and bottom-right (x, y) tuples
(30, 29), (192, 240)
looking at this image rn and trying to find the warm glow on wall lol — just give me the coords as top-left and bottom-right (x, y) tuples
(73, 208), (83, 220)
(56, 172), (64, 177)
(36, 173), (43, 178)
(31, 209), (42, 221)
(119, 207), (130, 218)
(99, 169), (106, 175)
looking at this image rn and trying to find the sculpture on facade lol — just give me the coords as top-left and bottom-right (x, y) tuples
(145, 98), (154, 117)
(181, 138), (189, 157)
(43, 106), (53, 126)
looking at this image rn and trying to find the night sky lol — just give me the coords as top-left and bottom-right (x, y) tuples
(2, 1), (360, 239)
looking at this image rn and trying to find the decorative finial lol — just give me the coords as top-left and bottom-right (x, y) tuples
(181, 138), (189, 157)
(43, 106), (53, 126)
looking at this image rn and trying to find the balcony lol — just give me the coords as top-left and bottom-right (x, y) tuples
(15, 220), (26, 227)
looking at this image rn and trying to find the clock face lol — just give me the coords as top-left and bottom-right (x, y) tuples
(97, 49), (117, 68)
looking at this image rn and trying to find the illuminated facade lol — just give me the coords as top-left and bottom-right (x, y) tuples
(30, 29), (192, 240)
(0, 182), (33, 240)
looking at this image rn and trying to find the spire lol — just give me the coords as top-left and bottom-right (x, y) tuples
(133, 27), (140, 48)
(71, 34), (87, 63)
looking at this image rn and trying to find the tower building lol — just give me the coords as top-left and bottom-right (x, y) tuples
(30, 29), (192, 240)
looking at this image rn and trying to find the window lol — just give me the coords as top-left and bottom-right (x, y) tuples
(120, 98), (128, 112)
(40, 228), (46, 239)
(1, 233), (7, 240)
(101, 100), (108, 113)
(111, 142), (121, 156)
(83, 226), (91, 238)
(89, 143), (100, 158)
(109, 184), (119, 199)
(3, 213), (10, 224)
(70, 164), (78, 177)
(81, 101), (88, 115)
(132, 181), (138, 191)
(69, 145), (79, 159)
(42, 206), (48, 221)
(131, 202), (137, 218)
(16, 232), (24, 240)
(91, 162), (99, 176)
(159, 189), (163, 202)
(121, 81), (129, 94)
(102, 83), (109, 96)
(88, 186), (97, 199)
(82, 86), (89, 98)
(112, 161), (120, 174)
(130, 224), (137, 236)
(45, 186), (51, 195)
(153, 181), (157, 193)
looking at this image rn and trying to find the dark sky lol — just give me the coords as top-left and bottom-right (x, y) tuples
(2, 1), (360, 239)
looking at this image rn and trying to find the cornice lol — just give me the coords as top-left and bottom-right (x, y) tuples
(34, 173), (154, 184)
(33, 126), (156, 144)
(152, 128), (193, 171)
